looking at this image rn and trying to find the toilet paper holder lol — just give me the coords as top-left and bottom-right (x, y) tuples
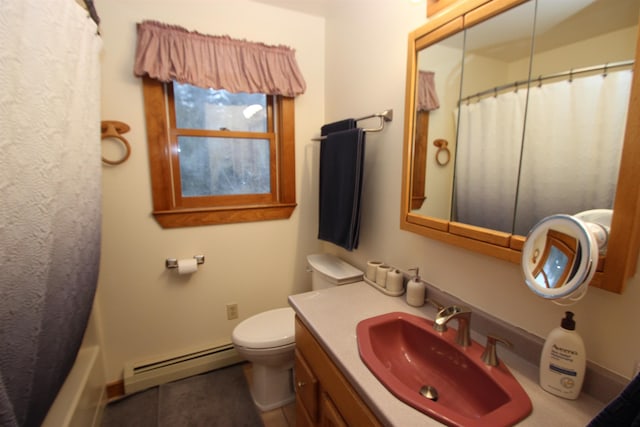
(166, 255), (205, 269)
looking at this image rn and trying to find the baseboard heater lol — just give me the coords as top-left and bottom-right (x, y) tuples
(123, 343), (243, 394)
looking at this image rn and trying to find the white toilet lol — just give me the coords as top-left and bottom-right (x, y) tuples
(231, 253), (363, 411)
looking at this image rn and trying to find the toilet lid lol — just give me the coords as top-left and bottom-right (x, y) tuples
(307, 253), (363, 284)
(232, 307), (295, 349)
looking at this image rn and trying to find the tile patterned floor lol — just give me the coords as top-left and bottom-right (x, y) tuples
(102, 363), (295, 427)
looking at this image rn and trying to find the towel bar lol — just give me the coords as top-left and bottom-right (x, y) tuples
(312, 109), (393, 141)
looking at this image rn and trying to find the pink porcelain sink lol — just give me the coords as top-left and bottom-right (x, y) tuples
(357, 312), (532, 427)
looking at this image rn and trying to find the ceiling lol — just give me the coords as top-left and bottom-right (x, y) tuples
(251, 0), (640, 62)
(250, 0), (332, 17)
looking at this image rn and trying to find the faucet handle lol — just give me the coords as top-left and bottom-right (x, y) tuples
(481, 335), (512, 367)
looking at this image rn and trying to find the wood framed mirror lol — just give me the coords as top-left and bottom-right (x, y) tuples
(400, 0), (640, 294)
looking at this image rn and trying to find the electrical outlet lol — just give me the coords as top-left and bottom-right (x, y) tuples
(226, 303), (238, 320)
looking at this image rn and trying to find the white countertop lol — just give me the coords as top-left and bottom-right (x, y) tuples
(288, 281), (605, 426)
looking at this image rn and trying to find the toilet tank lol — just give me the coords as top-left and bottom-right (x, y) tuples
(307, 254), (363, 290)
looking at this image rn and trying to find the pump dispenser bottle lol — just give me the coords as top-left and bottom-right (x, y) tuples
(406, 268), (425, 307)
(539, 311), (586, 399)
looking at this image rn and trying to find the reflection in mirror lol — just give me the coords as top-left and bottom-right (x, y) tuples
(408, 0), (639, 236)
(453, 1), (536, 234)
(532, 229), (578, 290)
(402, 0), (640, 293)
(514, 0), (639, 235)
(522, 212), (612, 305)
(412, 32), (464, 219)
(412, 71), (441, 210)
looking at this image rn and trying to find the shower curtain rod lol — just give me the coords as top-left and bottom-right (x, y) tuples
(311, 109), (393, 141)
(459, 60), (634, 104)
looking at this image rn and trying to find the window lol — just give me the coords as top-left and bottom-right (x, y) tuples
(142, 77), (296, 228)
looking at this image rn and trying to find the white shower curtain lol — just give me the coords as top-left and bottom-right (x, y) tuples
(0, 1), (102, 426)
(513, 71), (632, 235)
(454, 90), (528, 233)
(454, 70), (632, 236)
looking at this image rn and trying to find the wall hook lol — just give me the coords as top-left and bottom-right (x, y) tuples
(101, 120), (131, 165)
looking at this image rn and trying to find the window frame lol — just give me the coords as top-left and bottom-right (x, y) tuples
(142, 77), (297, 228)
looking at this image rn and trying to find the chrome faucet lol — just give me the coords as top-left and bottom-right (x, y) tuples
(433, 305), (472, 347)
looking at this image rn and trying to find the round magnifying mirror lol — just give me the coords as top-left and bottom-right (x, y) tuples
(521, 211), (610, 304)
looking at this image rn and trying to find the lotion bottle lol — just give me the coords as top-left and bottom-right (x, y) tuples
(539, 311), (586, 399)
(406, 268), (425, 307)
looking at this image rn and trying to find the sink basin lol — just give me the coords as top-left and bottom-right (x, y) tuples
(357, 312), (532, 427)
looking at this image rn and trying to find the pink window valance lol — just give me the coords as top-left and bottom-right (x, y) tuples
(134, 20), (307, 97)
(417, 71), (440, 112)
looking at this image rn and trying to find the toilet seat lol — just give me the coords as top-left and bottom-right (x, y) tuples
(232, 307), (295, 349)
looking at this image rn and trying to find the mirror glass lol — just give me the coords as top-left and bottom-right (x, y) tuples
(409, 0), (639, 237)
(402, 0), (640, 294)
(513, 0), (638, 235)
(453, 1), (536, 233)
(531, 229), (578, 290)
(522, 214), (599, 303)
(412, 31), (464, 218)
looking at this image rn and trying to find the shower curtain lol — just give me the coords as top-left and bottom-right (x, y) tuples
(454, 90), (528, 233)
(0, 1), (102, 426)
(454, 70), (631, 236)
(513, 71), (632, 235)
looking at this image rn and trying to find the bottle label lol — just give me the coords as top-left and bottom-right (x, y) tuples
(546, 364), (578, 392)
(545, 343), (582, 393)
(550, 343), (579, 363)
(549, 363), (576, 377)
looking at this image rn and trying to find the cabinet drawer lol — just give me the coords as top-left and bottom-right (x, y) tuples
(295, 349), (319, 421)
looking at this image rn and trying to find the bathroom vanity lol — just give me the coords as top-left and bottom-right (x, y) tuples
(289, 282), (605, 426)
(295, 317), (381, 426)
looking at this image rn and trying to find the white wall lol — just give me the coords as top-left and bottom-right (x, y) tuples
(97, 0), (325, 381)
(321, 0), (640, 380)
(97, 0), (640, 383)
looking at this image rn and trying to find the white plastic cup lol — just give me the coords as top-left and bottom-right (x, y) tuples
(376, 264), (391, 288)
(366, 260), (383, 282)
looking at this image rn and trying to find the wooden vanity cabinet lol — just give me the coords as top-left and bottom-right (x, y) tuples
(294, 348), (318, 426)
(319, 392), (347, 427)
(294, 316), (382, 427)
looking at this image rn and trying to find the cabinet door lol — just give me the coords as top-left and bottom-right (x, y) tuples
(295, 398), (316, 427)
(295, 316), (383, 427)
(319, 393), (347, 427)
(295, 349), (319, 422)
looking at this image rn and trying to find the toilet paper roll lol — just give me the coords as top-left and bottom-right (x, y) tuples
(366, 260), (383, 281)
(177, 258), (198, 275)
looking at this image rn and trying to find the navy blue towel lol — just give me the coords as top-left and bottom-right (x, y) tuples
(588, 372), (640, 426)
(321, 119), (356, 135)
(318, 120), (365, 251)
